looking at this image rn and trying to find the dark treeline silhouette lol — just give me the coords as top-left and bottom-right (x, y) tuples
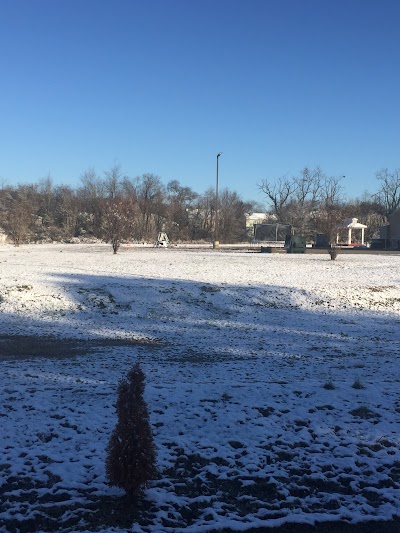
(0, 165), (262, 246)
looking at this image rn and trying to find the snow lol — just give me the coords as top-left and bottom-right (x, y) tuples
(0, 244), (400, 532)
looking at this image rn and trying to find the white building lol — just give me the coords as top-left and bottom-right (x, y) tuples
(380, 209), (400, 249)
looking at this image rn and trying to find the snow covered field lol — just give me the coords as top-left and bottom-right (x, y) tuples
(1, 244), (400, 533)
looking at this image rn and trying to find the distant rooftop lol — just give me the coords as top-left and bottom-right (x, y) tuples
(245, 212), (267, 220)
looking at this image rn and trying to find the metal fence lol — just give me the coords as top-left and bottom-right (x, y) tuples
(253, 224), (292, 242)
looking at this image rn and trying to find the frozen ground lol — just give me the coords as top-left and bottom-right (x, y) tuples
(0, 244), (400, 532)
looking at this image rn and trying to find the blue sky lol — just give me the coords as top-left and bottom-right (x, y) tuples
(0, 0), (399, 205)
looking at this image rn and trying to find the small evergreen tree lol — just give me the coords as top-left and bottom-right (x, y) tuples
(106, 362), (157, 494)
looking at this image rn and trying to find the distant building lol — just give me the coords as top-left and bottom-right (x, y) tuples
(245, 213), (276, 239)
(380, 209), (400, 249)
(245, 212), (268, 227)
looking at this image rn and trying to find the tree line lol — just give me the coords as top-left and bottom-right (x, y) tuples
(259, 166), (400, 244)
(0, 166), (261, 249)
(0, 165), (398, 248)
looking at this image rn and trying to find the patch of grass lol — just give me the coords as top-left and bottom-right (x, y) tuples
(0, 334), (162, 359)
(37, 432), (59, 443)
(168, 351), (251, 364)
(256, 406), (275, 417)
(228, 440), (244, 449)
(12, 284), (33, 292)
(276, 450), (298, 461)
(36, 455), (58, 464)
(60, 421), (78, 430)
(200, 285), (221, 293)
(294, 419), (309, 427)
(349, 406), (379, 419)
(221, 392), (233, 402)
(369, 285), (395, 292)
(352, 378), (365, 389)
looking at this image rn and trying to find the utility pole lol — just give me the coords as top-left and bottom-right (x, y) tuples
(213, 152), (222, 249)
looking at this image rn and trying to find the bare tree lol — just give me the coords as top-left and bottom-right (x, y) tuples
(311, 177), (346, 258)
(312, 204), (345, 247)
(165, 180), (198, 240)
(190, 187), (215, 241)
(80, 168), (104, 200)
(258, 176), (296, 220)
(218, 189), (253, 243)
(121, 176), (138, 202)
(38, 175), (54, 223)
(375, 168), (400, 216)
(53, 185), (79, 238)
(321, 175), (344, 206)
(78, 168), (104, 237)
(104, 164), (124, 200)
(1, 188), (35, 246)
(294, 167), (324, 204)
(120, 177), (143, 240)
(135, 174), (166, 239)
(102, 198), (133, 253)
(259, 168), (342, 238)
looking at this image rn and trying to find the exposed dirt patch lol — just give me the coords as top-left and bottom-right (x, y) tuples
(0, 334), (163, 360)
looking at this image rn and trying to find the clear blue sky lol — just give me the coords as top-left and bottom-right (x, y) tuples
(1, 0), (399, 205)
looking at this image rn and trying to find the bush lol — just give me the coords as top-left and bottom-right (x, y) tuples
(352, 377), (365, 389)
(105, 362), (157, 494)
(329, 249), (339, 260)
(323, 379), (335, 390)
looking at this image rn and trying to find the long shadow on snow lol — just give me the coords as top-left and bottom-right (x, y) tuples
(1, 271), (399, 362)
(1, 272), (400, 532)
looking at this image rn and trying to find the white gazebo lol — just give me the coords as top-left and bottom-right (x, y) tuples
(337, 218), (367, 245)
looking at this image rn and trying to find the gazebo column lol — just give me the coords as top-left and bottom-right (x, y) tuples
(361, 227), (365, 245)
(348, 228), (352, 245)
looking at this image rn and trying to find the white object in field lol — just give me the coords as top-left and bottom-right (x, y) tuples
(156, 232), (169, 247)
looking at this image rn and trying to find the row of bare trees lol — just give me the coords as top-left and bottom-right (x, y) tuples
(0, 166), (260, 247)
(0, 165), (398, 247)
(258, 166), (399, 244)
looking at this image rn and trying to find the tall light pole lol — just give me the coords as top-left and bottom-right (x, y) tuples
(213, 152), (222, 249)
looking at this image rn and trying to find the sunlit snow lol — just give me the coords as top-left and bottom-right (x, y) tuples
(0, 244), (399, 532)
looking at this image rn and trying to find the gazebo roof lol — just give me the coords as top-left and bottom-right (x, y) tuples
(339, 217), (367, 229)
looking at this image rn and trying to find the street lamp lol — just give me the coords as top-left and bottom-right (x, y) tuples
(213, 152), (222, 249)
